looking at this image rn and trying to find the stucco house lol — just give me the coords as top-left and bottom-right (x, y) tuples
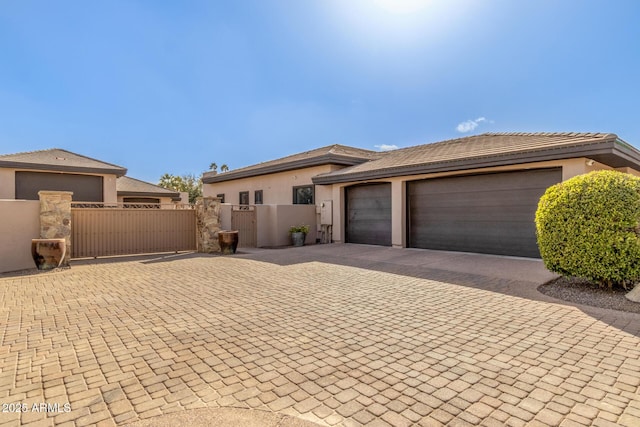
(202, 144), (382, 205)
(0, 148), (127, 203)
(116, 176), (182, 207)
(0, 148), (185, 206)
(202, 132), (640, 258)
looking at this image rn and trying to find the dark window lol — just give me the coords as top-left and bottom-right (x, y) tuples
(293, 185), (314, 205)
(15, 171), (103, 202)
(217, 193), (225, 203)
(239, 191), (249, 205)
(255, 190), (263, 204)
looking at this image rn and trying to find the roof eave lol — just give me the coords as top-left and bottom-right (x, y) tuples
(0, 161), (128, 177)
(312, 140), (635, 184)
(202, 154), (373, 183)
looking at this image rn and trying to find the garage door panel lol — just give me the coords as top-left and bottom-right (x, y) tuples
(421, 236), (538, 256)
(414, 207), (538, 222)
(346, 184), (391, 246)
(408, 168), (561, 258)
(409, 175), (552, 195)
(410, 188), (549, 208)
(349, 211), (392, 221)
(15, 171), (103, 202)
(413, 222), (539, 256)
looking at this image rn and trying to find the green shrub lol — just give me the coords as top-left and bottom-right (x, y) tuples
(535, 170), (640, 289)
(289, 225), (310, 234)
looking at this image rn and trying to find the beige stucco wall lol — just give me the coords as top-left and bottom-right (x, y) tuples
(0, 167), (118, 203)
(255, 205), (276, 247)
(273, 205), (317, 246)
(0, 200), (40, 273)
(103, 174), (118, 203)
(222, 204), (316, 247)
(328, 157), (636, 246)
(203, 165), (343, 205)
(0, 169), (15, 199)
(220, 204), (232, 230)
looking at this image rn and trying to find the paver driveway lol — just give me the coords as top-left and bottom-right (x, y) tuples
(1, 244), (639, 426)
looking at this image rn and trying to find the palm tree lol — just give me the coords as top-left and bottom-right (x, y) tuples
(220, 164), (229, 172)
(209, 162), (218, 172)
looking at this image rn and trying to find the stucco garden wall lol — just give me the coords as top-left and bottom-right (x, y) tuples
(0, 200), (40, 273)
(274, 205), (316, 246)
(255, 205), (316, 247)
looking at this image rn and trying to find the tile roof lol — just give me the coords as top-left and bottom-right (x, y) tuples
(202, 144), (382, 183)
(116, 176), (180, 200)
(0, 148), (127, 176)
(313, 132), (639, 184)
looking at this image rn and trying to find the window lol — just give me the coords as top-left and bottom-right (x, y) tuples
(216, 193), (225, 203)
(239, 191), (249, 205)
(255, 190), (263, 204)
(293, 185), (314, 205)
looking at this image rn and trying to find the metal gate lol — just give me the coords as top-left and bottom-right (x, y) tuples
(231, 206), (257, 248)
(71, 205), (196, 258)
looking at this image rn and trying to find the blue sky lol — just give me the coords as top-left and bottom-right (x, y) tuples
(1, 0), (639, 183)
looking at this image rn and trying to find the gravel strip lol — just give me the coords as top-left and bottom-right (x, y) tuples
(538, 276), (640, 314)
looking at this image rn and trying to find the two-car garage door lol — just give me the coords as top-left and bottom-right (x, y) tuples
(407, 168), (562, 258)
(345, 168), (562, 258)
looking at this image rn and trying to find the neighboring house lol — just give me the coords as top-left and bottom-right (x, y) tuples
(202, 132), (640, 258)
(0, 148), (127, 203)
(116, 176), (184, 207)
(0, 148), (187, 207)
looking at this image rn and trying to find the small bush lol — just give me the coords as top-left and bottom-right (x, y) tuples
(289, 225), (310, 234)
(535, 170), (640, 289)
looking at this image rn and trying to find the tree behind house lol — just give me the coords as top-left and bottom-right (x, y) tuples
(158, 173), (202, 204)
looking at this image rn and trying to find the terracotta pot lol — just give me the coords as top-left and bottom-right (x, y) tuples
(218, 230), (239, 255)
(31, 238), (66, 270)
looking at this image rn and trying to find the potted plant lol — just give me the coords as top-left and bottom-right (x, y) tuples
(218, 230), (239, 254)
(289, 225), (310, 247)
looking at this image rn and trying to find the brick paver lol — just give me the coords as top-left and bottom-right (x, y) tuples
(0, 244), (639, 426)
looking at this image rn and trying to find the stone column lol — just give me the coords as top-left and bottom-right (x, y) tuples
(195, 197), (222, 253)
(38, 191), (73, 266)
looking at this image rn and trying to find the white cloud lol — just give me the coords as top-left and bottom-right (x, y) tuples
(456, 117), (489, 133)
(375, 144), (399, 151)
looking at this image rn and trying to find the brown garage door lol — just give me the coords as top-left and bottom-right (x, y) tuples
(16, 171), (103, 202)
(346, 183), (391, 246)
(407, 168), (562, 258)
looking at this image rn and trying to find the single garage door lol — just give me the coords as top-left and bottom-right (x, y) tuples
(407, 168), (562, 258)
(346, 183), (391, 246)
(16, 171), (104, 202)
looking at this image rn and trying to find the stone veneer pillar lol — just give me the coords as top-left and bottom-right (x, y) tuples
(195, 196), (222, 253)
(38, 191), (73, 266)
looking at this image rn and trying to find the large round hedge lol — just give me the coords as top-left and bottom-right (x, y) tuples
(535, 170), (640, 289)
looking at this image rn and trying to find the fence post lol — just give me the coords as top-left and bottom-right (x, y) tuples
(38, 191), (73, 266)
(195, 197), (222, 253)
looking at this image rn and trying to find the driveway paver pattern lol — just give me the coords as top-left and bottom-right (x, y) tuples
(0, 244), (639, 426)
